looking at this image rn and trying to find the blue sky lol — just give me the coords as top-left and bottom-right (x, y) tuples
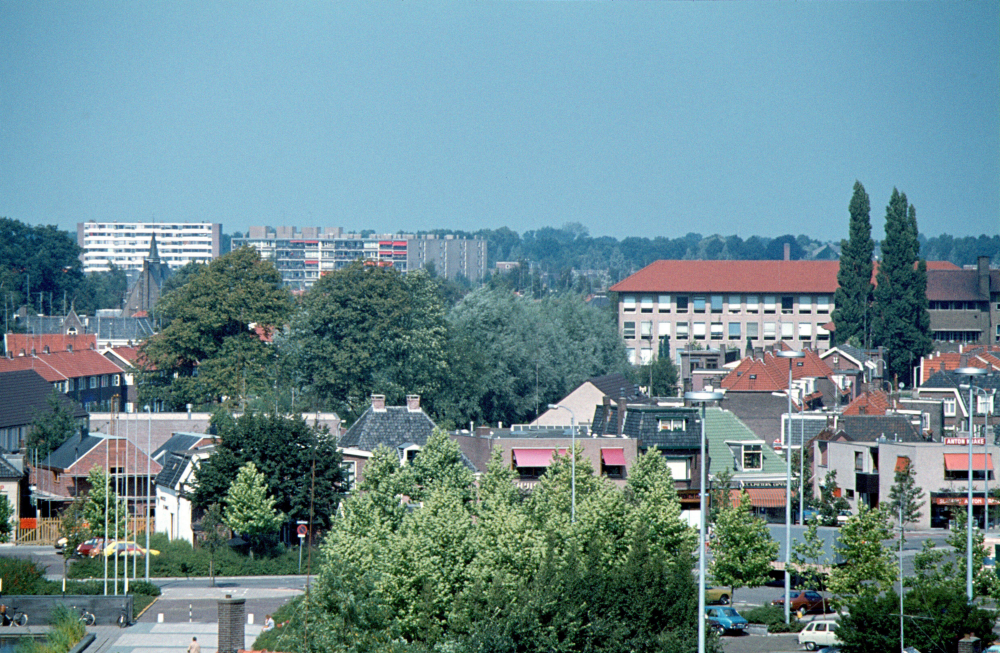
(2, 2), (997, 242)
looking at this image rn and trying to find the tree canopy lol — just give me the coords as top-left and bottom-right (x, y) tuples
(832, 181), (874, 346)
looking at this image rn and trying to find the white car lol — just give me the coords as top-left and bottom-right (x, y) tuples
(798, 620), (841, 651)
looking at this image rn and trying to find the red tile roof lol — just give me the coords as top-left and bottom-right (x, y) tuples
(5, 334), (96, 355)
(610, 260), (840, 293)
(721, 348), (834, 393)
(918, 349), (1000, 383)
(0, 349), (124, 381)
(843, 390), (890, 416)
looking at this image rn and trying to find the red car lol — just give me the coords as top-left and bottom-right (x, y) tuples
(771, 589), (830, 614)
(76, 538), (106, 557)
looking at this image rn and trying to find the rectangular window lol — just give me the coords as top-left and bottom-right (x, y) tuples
(711, 295), (723, 313)
(742, 444), (762, 471)
(623, 295), (636, 312)
(640, 321), (653, 338)
(626, 348), (636, 364)
(746, 295), (759, 313)
(817, 324), (830, 340)
(798, 323), (812, 340)
(944, 399), (956, 417)
(666, 458), (689, 481)
(728, 322), (741, 339)
(781, 322), (794, 340)
(659, 418), (686, 431)
(854, 451), (864, 472)
(676, 296), (689, 313)
(781, 296), (794, 314)
(640, 295), (654, 313)
(728, 295), (741, 313)
(113, 375), (120, 386)
(816, 296), (830, 313)
(623, 321), (636, 339)
(819, 442), (828, 467)
(710, 322), (723, 340)
(676, 322), (689, 339)
(693, 322), (706, 340)
(764, 296), (776, 313)
(658, 294), (671, 313)
(658, 322), (671, 337)
(89, 377), (97, 389)
(763, 322), (776, 340)
(799, 295), (812, 313)
(693, 296), (707, 313)
(101, 375), (109, 387)
(977, 395), (992, 416)
(639, 348), (653, 365)
(747, 322), (759, 339)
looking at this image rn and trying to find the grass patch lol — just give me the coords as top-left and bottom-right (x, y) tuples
(251, 596), (302, 651)
(67, 533), (320, 579)
(17, 605), (85, 653)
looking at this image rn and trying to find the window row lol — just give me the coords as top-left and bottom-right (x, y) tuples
(622, 294), (831, 315)
(623, 320), (830, 341)
(54, 375), (122, 393)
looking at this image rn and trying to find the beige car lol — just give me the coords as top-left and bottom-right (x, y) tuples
(705, 585), (731, 605)
(797, 619), (840, 651)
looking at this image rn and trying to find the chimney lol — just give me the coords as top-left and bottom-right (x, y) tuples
(66, 344), (72, 353)
(617, 396), (627, 437)
(978, 255), (990, 298)
(406, 394), (421, 412)
(784, 243), (791, 261)
(371, 394), (386, 411)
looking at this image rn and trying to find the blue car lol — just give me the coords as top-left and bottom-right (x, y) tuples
(705, 606), (748, 635)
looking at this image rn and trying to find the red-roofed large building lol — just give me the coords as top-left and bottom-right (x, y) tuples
(610, 260), (839, 364)
(0, 349), (126, 412)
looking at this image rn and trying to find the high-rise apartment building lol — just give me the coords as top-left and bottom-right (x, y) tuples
(77, 222), (221, 273)
(232, 226), (488, 289)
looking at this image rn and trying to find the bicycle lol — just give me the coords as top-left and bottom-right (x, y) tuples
(72, 606), (96, 627)
(117, 606), (130, 628)
(0, 605), (28, 627)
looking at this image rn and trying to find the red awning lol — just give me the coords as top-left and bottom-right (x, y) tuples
(513, 449), (556, 467)
(728, 488), (786, 508)
(895, 456), (910, 473)
(602, 448), (626, 466)
(943, 453), (993, 472)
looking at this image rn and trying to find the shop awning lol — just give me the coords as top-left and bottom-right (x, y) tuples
(728, 488), (786, 508)
(512, 449), (568, 467)
(943, 453), (993, 472)
(601, 448), (626, 466)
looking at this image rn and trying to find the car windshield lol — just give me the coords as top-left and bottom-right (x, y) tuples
(718, 608), (738, 616)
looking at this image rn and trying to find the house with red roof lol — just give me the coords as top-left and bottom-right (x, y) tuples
(610, 260), (839, 365)
(0, 348), (127, 412)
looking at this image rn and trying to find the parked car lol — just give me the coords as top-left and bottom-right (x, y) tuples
(54, 537), (68, 553)
(78, 538), (106, 557)
(771, 589), (830, 614)
(705, 585), (731, 605)
(100, 541), (160, 557)
(705, 606), (748, 635)
(837, 510), (852, 525)
(798, 619), (841, 651)
(803, 508), (820, 522)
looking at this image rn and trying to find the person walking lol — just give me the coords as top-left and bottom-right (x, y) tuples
(186, 636), (200, 653)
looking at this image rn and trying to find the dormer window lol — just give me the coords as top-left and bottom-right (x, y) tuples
(658, 418), (686, 432)
(742, 444), (762, 470)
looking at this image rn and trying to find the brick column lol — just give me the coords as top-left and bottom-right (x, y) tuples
(958, 634), (981, 653)
(217, 595), (246, 653)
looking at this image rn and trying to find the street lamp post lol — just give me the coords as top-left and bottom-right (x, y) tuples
(547, 404), (576, 523)
(144, 405), (151, 581)
(956, 367), (987, 602)
(777, 349), (805, 624)
(685, 390), (724, 653)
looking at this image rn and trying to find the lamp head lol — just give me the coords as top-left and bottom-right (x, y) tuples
(956, 367), (987, 377)
(685, 391), (724, 403)
(776, 350), (806, 359)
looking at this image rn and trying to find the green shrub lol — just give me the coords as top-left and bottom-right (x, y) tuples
(0, 557), (47, 594)
(251, 596), (303, 651)
(18, 604), (85, 653)
(741, 604), (804, 632)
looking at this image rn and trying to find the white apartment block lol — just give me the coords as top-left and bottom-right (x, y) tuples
(610, 260), (840, 365)
(77, 222), (221, 273)
(233, 226), (488, 290)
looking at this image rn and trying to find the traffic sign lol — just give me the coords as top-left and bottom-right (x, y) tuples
(297, 524), (308, 536)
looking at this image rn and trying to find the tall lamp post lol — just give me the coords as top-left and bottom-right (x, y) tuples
(956, 367), (986, 602)
(776, 349), (805, 624)
(547, 404), (577, 523)
(685, 390), (724, 653)
(144, 405), (151, 581)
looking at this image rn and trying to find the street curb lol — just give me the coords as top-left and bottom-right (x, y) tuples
(134, 596), (158, 621)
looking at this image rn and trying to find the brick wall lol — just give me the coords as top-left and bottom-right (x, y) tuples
(217, 596), (245, 653)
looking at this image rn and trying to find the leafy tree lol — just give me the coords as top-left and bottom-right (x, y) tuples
(708, 467), (734, 524)
(138, 247), (292, 410)
(638, 341), (679, 397)
(191, 412), (345, 531)
(710, 492), (778, 601)
(872, 189), (933, 385)
(826, 505), (895, 602)
(399, 428), (475, 503)
(0, 217), (86, 316)
(287, 262), (449, 421)
(78, 264), (128, 312)
(887, 457), (924, 535)
(817, 470), (850, 526)
(81, 467), (126, 540)
(910, 508), (999, 599)
(198, 503), (228, 587)
(790, 516), (832, 591)
(224, 462), (283, 554)
(28, 391), (81, 460)
(832, 181), (874, 346)
(57, 496), (86, 579)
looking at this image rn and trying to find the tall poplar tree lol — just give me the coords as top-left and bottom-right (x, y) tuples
(872, 189), (933, 386)
(832, 181), (874, 346)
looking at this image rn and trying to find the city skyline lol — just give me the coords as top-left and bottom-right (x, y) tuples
(3, 3), (997, 242)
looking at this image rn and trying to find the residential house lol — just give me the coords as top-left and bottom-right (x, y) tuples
(0, 369), (89, 454)
(818, 345), (886, 407)
(610, 259), (840, 364)
(155, 445), (214, 543)
(916, 369), (999, 440)
(532, 373), (642, 429)
(0, 456), (23, 538)
(926, 256), (1000, 349)
(0, 346), (127, 412)
(677, 345), (736, 394)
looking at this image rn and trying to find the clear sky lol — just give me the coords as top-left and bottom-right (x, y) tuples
(2, 2), (997, 242)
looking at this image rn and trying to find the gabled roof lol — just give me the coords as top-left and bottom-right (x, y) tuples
(843, 390), (890, 416)
(926, 268), (992, 301)
(42, 431), (105, 471)
(43, 432), (163, 476)
(721, 349), (833, 392)
(838, 415), (923, 443)
(0, 370), (88, 430)
(0, 455), (23, 480)
(4, 334), (97, 355)
(156, 450), (193, 490)
(152, 432), (214, 464)
(704, 408), (785, 477)
(0, 349), (124, 380)
(610, 260), (840, 294)
(587, 373), (642, 400)
(339, 406), (438, 452)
